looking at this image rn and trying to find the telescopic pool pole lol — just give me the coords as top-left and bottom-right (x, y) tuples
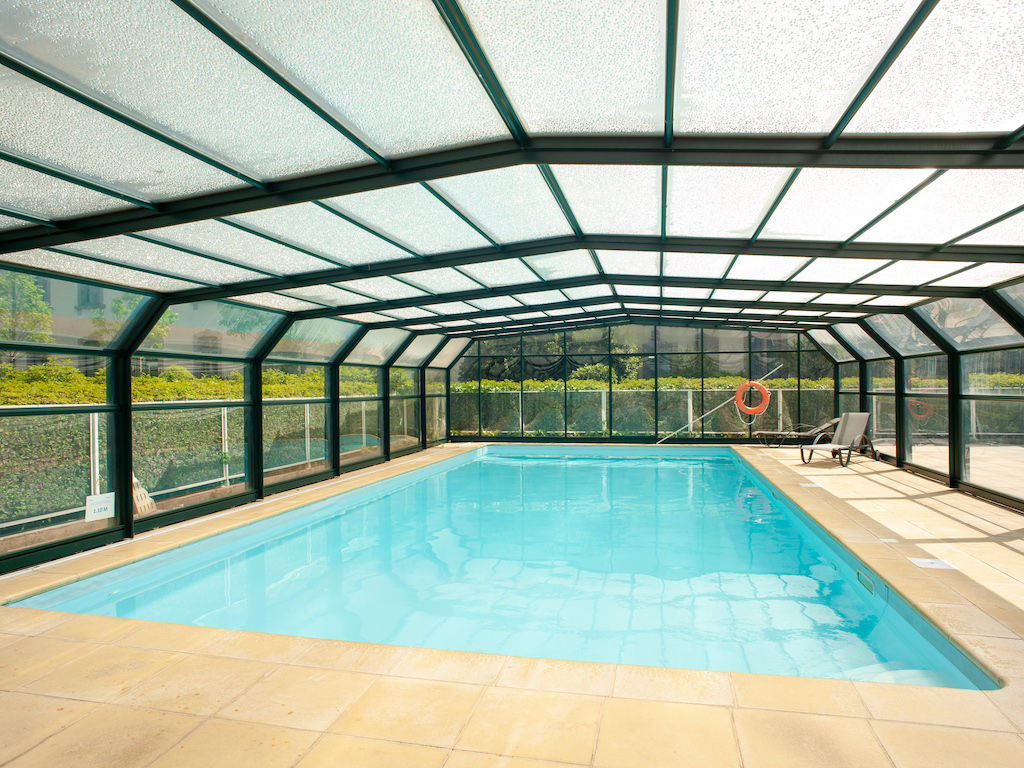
(656, 363), (784, 444)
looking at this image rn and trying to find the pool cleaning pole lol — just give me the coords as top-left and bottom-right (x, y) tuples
(656, 363), (784, 444)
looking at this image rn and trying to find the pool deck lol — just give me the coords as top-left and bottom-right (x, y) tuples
(1, 443), (1023, 767)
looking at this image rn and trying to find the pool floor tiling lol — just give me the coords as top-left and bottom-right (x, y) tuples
(1, 444), (1024, 768)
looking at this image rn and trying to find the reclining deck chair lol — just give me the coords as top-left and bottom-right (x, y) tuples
(755, 417), (840, 448)
(799, 412), (876, 467)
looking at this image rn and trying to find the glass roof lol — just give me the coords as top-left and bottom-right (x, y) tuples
(807, 328), (854, 362)
(267, 318), (359, 362)
(831, 323), (889, 360)
(0, 1), (1023, 351)
(916, 298), (1024, 351)
(141, 300), (280, 358)
(865, 313), (940, 356)
(393, 334), (445, 367)
(342, 328), (410, 365)
(428, 337), (472, 368)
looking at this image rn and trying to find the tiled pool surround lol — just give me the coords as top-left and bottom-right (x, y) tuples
(1, 444), (1023, 767)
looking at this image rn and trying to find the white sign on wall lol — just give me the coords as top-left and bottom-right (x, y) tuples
(84, 492), (116, 522)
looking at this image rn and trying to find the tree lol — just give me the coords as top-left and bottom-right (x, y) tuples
(90, 294), (178, 349)
(0, 272), (53, 363)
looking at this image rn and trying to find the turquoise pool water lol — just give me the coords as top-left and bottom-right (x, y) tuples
(16, 446), (994, 688)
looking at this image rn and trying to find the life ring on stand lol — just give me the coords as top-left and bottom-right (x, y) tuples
(907, 398), (934, 420)
(735, 381), (771, 416)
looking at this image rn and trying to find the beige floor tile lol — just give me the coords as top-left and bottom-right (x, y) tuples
(594, 697), (737, 768)
(41, 612), (142, 643)
(148, 718), (318, 768)
(0, 691), (96, 764)
(612, 664), (733, 706)
(330, 676), (482, 748)
(954, 635), (1024, 678)
(20, 643), (180, 702)
(735, 709), (892, 768)
(457, 688), (602, 764)
(0, 636), (102, 689)
(497, 657), (615, 696)
(733, 674), (868, 717)
(296, 733), (448, 768)
(0, 607), (72, 636)
(855, 681), (1015, 731)
(120, 620), (225, 652)
(196, 627), (318, 664)
(292, 639), (409, 674)
(872, 720), (1024, 768)
(445, 752), (584, 768)
(0, 571), (76, 602)
(3, 704), (199, 768)
(116, 654), (272, 715)
(217, 664), (374, 731)
(919, 603), (1018, 639)
(390, 646), (506, 684)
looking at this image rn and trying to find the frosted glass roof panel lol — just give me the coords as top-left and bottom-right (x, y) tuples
(459, 0), (663, 134)
(394, 334), (445, 367)
(423, 301), (476, 315)
(673, 0), (919, 133)
(667, 166), (790, 237)
(428, 338), (471, 368)
(790, 258), (888, 283)
(857, 170), (1024, 244)
(141, 220), (331, 275)
(760, 169), (934, 240)
(615, 285), (660, 297)
(198, 0), (507, 156)
(141, 300), (278, 357)
(866, 314), (940, 356)
(808, 328), (854, 362)
(525, 251), (597, 280)
(68, 236), (262, 285)
(430, 167), (573, 243)
(234, 293), (320, 312)
(862, 295), (927, 307)
(401, 268), (482, 294)
(563, 285), (614, 300)
(917, 298), (1024, 350)
(857, 260), (972, 286)
(458, 259), (541, 287)
(380, 307), (437, 320)
(552, 166), (660, 234)
(0, 159), (130, 219)
(283, 285), (365, 306)
(833, 323), (888, 360)
(596, 251), (659, 276)
(998, 283), (1024, 318)
(663, 287), (711, 299)
(269, 318), (359, 362)
(0, 249), (196, 292)
(662, 252), (733, 278)
(337, 277), (426, 301)
(712, 289), (763, 301)
(0, 0), (368, 179)
(469, 297), (522, 310)
(762, 291), (817, 303)
(959, 210), (1024, 246)
(727, 255), (808, 281)
(342, 312), (392, 324)
(227, 203), (409, 266)
(847, 0), (1024, 133)
(0, 65), (239, 200)
(326, 184), (489, 254)
(813, 293), (873, 304)
(514, 290), (568, 306)
(0, 214), (30, 230)
(343, 328), (411, 365)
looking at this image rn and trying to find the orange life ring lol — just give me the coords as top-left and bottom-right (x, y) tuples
(908, 398), (934, 420)
(735, 381), (771, 416)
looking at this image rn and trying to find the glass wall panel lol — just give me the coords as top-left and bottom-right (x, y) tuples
(658, 353), (701, 438)
(0, 411), (115, 556)
(566, 326), (608, 354)
(703, 351), (748, 437)
(425, 368), (446, 395)
(866, 360), (896, 393)
(140, 301), (279, 357)
(963, 350), (1024, 396)
(450, 356), (479, 437)
(867, 395), (896, 456)
(611, 324), (656, 354)
(339, 365), (381, 399)
(343, 328), (410, 365)
(264, 403), (329, 484)
(480, 356), (521, 436)
(339, 399), (382, 464)
(132, 406), (248, 516)
(906, 397), (948, 474)
(567, 354), (609, 437)
(908, 356), (948, 394)
(425, 396), (446, 444)
(963, 399), (1024, 500)
(268, 318), (359, 362)
(752, 350), (797, 433)
(389, 367), (420, 397)
(133, 356), (246, 402)
(800, 347), (835, 429)
(656, 325), (700, 353)
(263, 363), (326, 400)
(702, 328), (748, 353)
(390, 397), (421, 453)
(612, 355), (655, 436)
(521, 331), (564, 355)
(839, 362), (859, 393)
(523, 355), (564, 437)
(839, 393), (860, 416)
(0, 267), (150, 349)
(1, 355), (110, 406)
